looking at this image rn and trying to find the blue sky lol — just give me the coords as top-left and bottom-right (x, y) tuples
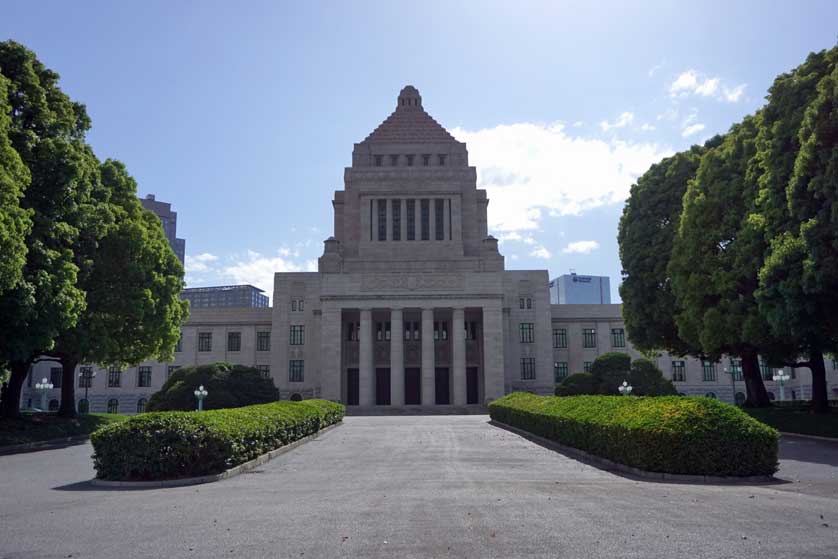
(4, 1), (837, 302)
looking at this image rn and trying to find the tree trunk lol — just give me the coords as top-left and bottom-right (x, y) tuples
(741, 349), (771, 407)
(1, 360), (31, 419)
(58, 355), (78, 418)
(809, 350), (829, 414)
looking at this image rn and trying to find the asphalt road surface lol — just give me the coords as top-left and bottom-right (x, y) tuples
(1, 416), (837, 559)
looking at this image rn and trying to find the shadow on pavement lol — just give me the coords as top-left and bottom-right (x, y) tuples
(779, 435), (838, 468)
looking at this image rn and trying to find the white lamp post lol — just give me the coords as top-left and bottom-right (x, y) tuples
(618, 380), (633, 396)
(773, 369), (790, 402)
(194, 385), (208, 411)
(34, 377), (53, 411)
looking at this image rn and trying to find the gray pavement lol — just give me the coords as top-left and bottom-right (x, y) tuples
(1, 415), (837, 559)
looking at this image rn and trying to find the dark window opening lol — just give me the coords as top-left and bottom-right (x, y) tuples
(422, 154), (431, 166)
(392, 199), (401, 241)
(420, 199), (430, 240)
(377, 199), (387, 241)
(406, 200), (416, 240)
(435, 199), (444, 240)
(406, 154), (415, 166)
(438, 154), (447, 166)
(390, 154), (399, 166)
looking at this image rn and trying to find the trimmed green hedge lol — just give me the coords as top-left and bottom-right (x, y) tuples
(91, 400), (344, 481)
(489, 392), (778, 477)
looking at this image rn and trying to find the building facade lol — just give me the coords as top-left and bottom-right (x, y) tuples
(549, 273), (611, 304)
(139, 194), (186, 265)
(19, 86), (838, 413)
(182, 284), (269, 309)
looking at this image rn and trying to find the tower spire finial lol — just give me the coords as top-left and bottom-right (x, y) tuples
(397, 85), (422, 109)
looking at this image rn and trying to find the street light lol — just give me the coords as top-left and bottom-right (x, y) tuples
(618, 380), (633, 396)
(78, 368), (96, 412)
(194, 385), (208, 411)
(34, 377), (53, 411)
(773, 369), (790, 402)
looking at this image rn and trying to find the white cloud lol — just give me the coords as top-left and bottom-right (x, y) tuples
(639, 123), (656, 132)
(562, 240), (600, 254)
(572, 121), (584, 128)
(530, 246), (552, 259)
(600, 112), (635, 132)
(648, 60), (665, 77)
(221, 249), (317, 299)
(669, 69), (746, 103)
(451, 122), (671, 232)
(682, 123), (705, 137)
(185, 252), (218, 273)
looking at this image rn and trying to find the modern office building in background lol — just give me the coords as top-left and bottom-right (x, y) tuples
(181, 285), (269, 309)
(549, 272), (611, 304)
(139, 194), (186, 265)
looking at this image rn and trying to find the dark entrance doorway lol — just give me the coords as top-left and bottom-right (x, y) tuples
(404, 367), (421, 405)
(346, 368), (359, 406)
(435, 367), (450, 405)
(376, 368), (391, 405)
(466, 367), (479, 404)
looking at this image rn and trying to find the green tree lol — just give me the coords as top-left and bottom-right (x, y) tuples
(0, 41), (94, 418)
(48, 160), (188, 417)
(589, 352), (631, 394)
(618, 142), (718, 355)
(628, 358), (677, 396)
(146, 363), (279, 411)
(755, 48), (838, 413)
(555, 373), (598, 396)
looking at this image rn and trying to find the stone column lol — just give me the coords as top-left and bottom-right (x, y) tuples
(421, 307), (435, 405)
(320, 306), (342, 402)
(452, 307), (466, 405)
(359, 308), (373, 406)
(390, 307), (404, 406)
(482, 302), (505, 403)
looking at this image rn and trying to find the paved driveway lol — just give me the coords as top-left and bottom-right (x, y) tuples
(1, 416), (837, 559)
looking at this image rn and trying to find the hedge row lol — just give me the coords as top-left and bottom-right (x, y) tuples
(91, 400), (344, 481)
(489, 392), (778, 477)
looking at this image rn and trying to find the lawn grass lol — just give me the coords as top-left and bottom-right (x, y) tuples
(0, 412), (129, 447)
(745, 406), (838, 439)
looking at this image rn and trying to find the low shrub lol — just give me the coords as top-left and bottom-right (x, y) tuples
(489, 392), (778, 477)
(555, 354), (676, 396)
(146, 362), (279, 411)
(91, 399), (344, 481)
(590, 352), (632, 394)
(629, 359), (678, 396)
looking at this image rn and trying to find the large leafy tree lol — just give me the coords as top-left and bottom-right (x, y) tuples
(0, 74), (31, 295)
(755, 48), (838, 413)
(619, 142), (718, 356)
(668, 116), (780, 407)
(49, 160), (188, 417)
(0, 41), (94, 418)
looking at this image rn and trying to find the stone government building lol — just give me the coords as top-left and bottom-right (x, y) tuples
(21, 86), (838, 413)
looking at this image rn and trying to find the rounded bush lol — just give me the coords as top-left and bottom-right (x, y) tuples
(590, 352), (632, 394)
(555, 373), (598, 396)
(629, 358), (678, 396)
(489, 392), (778, 477)
(146, 362), (279, 411)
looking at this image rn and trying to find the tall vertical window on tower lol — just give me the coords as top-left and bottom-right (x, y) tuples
(435, 199), (444, 240)
(438, 154), (447, 166)
(420, 199), (430, 240)
(374, 155), (382, 167)
(392, 199), (401, 241)
(406, 199), (416, 240)
(406, 154), (415, 166)
(377, 199), (387, 241)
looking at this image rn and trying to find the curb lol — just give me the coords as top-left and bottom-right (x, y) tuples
(0, 434), (91, 455)
(490, 420), (776, 484)
(90, 421), (342, 488)
(780, 431), (838, 443)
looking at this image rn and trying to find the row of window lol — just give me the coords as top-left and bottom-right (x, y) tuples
(673, 359), (811, 383)
(33, 398), (148, 415)
(345, 321), (480, 342)
(519, 298), (533, 310)
(548, 327), (626, 349)
(370, 199), (450, 242)
(291, 299), (305, 312)
(194, 331), (272, 352)
(373, 153), (447, 167)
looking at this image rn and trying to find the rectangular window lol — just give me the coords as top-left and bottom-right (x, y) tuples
(465, 321), (479, 341)
(78, 366), (93, 388)
(108, 367), (121, 388)
(256, 332), (271, 352)
(413, 321), (421, 340)
(376, 321), (391, 341)
(583, 361), (593, 373)
(392, 199), (401, 241)
(289, 325), (305, 345)
(137, 366), (152, 388)
(422, 154), (430, 166)
(526, 298), (532, 309)
(298, 300), (304, 312)
(553, 328), (567, 348)
(257, 365), (270, 379)
(702, 360), (717, 382)
(347, 322), (360, 342)
(390, 154), (399, 166)
(672, 361), (686, 382)
(167, 365), (180, 379)
(729, 359), (743, 381)
(50, 367), (62, 388)
(520, 358), (536, 380)
(519, 323), (534, 343)
(406, 154), (415, 166)
(519, 298), (525, 309)
(289, 360), (304, 383)
(433, 321), (448, 341)
(420, 199), (430, 240)
(435, 199), (444, 240)
(377, 199), (387, 241)
(583, 328), (597, 348)
(554, 362), (568, 382)
(227, 331), (241, 352)
(406, 199), (416, 240)
(198, 332), (212, 352)
(291, 300), (297, 312)
(374, 155), (382, 167)
(174, 335), (182, 353)
(759, 358), (773, 381)
(611, 328), (625, 348)
(438, 154), (447, 166)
